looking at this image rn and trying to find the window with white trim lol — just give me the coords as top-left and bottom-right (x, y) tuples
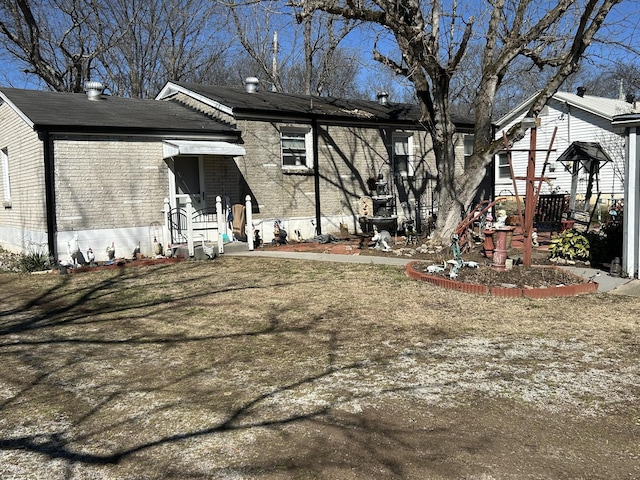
(1, 147), (10, 205)
(463, 135), (474, 168)
(392, 133), (414, 178)
(280, 128), (313, 168)
(497, 152), (511, 179)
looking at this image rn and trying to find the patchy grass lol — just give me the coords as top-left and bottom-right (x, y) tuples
(1, 258), (639, 479)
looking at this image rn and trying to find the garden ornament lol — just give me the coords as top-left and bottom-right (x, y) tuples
(372, 226), (392, 252)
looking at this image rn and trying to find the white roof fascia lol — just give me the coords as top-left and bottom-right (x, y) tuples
(496, 91), (638, 128)
(553, 92), (635, 121)
(156, 82), (234, 116)
(612, 113), (640, 127)
(162, 140), (246, 158)
(0, 90), (35, 129)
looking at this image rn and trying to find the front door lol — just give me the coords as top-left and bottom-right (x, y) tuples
(171, 156), (205, 212)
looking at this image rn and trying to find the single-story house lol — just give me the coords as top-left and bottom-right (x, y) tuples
(494, 88), (638, 214)
(611, 112), (640, 278)
(0, 84), (243, 261)
(0, 80), (473, 262)
(155, 80), (475, 243)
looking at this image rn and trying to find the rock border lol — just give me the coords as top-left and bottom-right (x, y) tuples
(405, 261), (598, 298)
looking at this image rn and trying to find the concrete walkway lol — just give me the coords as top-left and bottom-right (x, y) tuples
(224, 242), (640, 296)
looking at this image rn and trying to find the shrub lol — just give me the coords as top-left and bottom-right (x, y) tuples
(0, 246), (22, 272)
(18, 250), (53, 273)
(548, 229), (590, 261)
(584, 221), (623, 266)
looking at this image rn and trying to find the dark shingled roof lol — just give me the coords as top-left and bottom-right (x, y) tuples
(0, 87), (237, 134)
(170, 82), (474, 127)
(557, 141), (613, 166)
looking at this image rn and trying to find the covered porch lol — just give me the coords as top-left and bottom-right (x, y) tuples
(162, 139), (254, 257)
(163, 195), (255, 258)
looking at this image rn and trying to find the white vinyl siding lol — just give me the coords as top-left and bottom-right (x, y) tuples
(495, 97), (626, 198)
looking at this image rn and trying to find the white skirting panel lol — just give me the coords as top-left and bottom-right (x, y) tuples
(56, 225), (169, 263)
(0, 225), (48, 255)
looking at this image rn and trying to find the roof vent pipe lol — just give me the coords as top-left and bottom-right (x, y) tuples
(84, 81), (104, 100)
(245, 77), (259, 93)
(377, 91), (389, 106)
(577, 86), (586, 97)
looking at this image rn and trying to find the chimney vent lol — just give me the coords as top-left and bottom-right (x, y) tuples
(244, 77), (259, 93)
(377, 91), (389, 106)
(577, 86), (586, 97)
(84, 81), (104, 100)
(626, 93), (635, 104)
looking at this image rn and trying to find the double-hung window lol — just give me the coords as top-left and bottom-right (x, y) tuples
(464, 135), (474, 169)
(1, 147), (10, 207)
(497, 152), (511, 179)
(281, 128), (312, 169)
(392, 133), (414, 178)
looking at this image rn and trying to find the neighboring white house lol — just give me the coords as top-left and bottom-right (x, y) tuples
(611, 112), (640, 279)
(494, 88), (638, 213)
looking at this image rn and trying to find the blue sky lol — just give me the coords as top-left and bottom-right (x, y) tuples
(1, 0), (637, 93)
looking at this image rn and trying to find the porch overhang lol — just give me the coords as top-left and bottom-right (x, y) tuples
(163, 140), (246, 158)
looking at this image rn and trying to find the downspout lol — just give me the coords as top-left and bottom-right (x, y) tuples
(41, 131), (57, 260)
(566, 103), (579, 211)
(312, 117), (322, 235)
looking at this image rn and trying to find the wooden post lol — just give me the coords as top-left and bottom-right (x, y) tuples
(523, 126), (537, 268)
(569, 161), (579, 212)
(163, 197), (171, 251)
(502, 131), (524, 228)
(246, 195), (254, 251)
(216, 196), (224, 255)
(186, 197), (194, 257)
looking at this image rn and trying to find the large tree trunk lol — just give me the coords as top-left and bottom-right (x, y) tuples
(433, 154), (490, 245)
(417, 71), (492, 245)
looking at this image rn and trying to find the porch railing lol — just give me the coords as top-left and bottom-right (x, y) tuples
(164, 196), (225, 256)
(163, 195), (255, 257)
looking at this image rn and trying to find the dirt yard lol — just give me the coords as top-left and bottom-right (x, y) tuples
(1, 257), (639, 479)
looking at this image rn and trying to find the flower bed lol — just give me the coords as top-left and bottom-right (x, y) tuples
(405, 261), (598, 297)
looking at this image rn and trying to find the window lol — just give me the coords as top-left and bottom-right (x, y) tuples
(281, 128), (312, 168)
(1, 147), (10, 206)
(393, 134), (414, 178)
(497, 152), (511, 179)
(463, 135), (474, 168)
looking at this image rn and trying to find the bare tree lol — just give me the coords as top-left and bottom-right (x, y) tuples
(98, 0), (231, 98)
(0, 0), (116, 92)
(298, 0), (627, 242)
(225, 0), (287, 91)
(0, 0), (233, 96)
(571, 61), (640, 100)
(224, 0), (361, 96)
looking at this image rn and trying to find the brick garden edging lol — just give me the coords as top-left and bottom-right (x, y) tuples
(405, 261), (598, 298)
